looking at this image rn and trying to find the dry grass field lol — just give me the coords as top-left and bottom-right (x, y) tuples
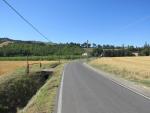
(0, 61), (57, 76)
(89, 57), (150, 86)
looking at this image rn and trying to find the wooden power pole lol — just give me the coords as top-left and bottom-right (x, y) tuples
(26, 55), (29, 74)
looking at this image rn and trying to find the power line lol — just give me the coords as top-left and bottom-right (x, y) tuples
(2, 0), (50, 42)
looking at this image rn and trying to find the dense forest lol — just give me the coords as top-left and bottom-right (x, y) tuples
(0, 38), (150, 57)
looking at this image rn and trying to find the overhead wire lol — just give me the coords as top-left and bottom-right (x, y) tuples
(1, 0), (50, 42)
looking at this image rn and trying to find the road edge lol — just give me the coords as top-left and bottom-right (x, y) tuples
(56, 64), (66, 113)
(83, 63), (150, 101)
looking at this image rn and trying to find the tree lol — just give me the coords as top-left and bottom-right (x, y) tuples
(92, 43), (97, 48)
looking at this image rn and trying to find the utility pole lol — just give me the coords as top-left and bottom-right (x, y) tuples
(40, 56), (42, 68)
(86, 40), (89, 61)
(87, 40), (89, 48)
(102, 45), (104, 57)
(26, 54), (29, 74)
(58, 43), (61, 64)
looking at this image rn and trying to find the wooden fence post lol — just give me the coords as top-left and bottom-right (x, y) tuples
(40, 62), (42, 68)
(26, 55), (29, 74)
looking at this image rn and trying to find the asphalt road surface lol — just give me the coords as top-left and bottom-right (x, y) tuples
(60, 61), (150, 113)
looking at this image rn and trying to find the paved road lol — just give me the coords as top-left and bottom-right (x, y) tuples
(60, 62), (150, 113)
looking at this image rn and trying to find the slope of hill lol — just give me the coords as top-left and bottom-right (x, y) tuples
(0, 41), (14, 47)
(0, 37), (47, 45)
(0, 38), (13, 42)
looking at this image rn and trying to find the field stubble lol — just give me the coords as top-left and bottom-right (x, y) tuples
(89, 57), (150, 87)
(0, 61), (57, 76)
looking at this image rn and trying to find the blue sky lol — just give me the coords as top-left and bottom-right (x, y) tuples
(0, 0), (150, 46)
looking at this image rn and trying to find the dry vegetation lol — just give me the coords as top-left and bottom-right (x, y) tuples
(0, 61), (57, 76)
(0, 60), (62, 113)
(18, 64), (64, 113)
(0, 41), (13, 47)
(89, 57), (150, 86)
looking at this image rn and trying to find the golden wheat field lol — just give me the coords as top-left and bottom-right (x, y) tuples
(89, 57), (150, 81)
(0, 61), (56, 76)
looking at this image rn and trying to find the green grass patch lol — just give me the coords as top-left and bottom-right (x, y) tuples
(0, 55), (84, 61)
(131, 79), (150, 87)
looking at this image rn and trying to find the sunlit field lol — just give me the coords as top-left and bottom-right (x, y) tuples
(89, 57), (150, 86)
(0, 61), (56, 76)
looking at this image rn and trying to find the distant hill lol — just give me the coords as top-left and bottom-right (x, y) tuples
(0, 38), (13, 43)
(0, 37), (53, 45)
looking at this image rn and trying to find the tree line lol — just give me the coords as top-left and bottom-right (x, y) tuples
(0, 42), (84, 57)
(91, 43), (150, 57)
(0, 38), (150, 57)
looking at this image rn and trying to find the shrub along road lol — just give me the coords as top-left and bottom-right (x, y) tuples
(58, 61), (150, 113)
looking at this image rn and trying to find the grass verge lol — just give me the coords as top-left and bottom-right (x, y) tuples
(18, 63), (64, 113)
